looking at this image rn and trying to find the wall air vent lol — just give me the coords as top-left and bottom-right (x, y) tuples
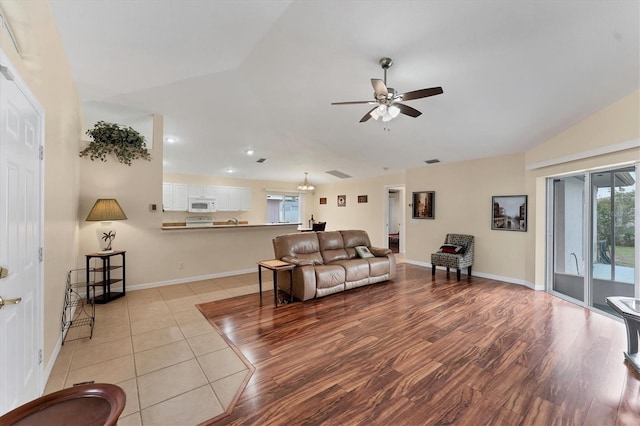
(424, 159), (440, 164)
(326, 170), (352, 179)
(256, 158), (268, 163)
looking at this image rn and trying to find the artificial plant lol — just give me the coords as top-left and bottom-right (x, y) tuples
(80, 120), (151, 166)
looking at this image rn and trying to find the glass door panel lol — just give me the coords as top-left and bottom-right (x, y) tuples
(591, 168), (635, 313)
(552, 176), (585, 302)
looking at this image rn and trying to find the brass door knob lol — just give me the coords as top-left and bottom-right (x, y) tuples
(0, 296), (22, 310)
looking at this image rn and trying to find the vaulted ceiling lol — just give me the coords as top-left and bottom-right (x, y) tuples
(49, 0), (639, 185)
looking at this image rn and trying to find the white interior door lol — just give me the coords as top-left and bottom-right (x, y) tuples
(0, 54), (43, 415)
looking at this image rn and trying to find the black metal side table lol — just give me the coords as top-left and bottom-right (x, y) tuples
(85, 251), (126, 304)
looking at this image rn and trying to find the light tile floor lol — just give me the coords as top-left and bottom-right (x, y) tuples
(45, 254), (405, 425)
(45, 272), (265, 426)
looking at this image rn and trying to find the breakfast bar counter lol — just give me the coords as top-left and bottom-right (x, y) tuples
(161, 222), (301, 231)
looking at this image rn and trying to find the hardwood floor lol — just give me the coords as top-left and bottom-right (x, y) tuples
(197, 263), (640, 425)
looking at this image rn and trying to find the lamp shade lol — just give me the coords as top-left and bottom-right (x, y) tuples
(86, 199), (127, 221)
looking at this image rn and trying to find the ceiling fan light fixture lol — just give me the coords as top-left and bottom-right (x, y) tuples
(297, 172), (315, 191)
(389, 105), (400, 118)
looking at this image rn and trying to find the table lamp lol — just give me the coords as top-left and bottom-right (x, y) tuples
(86, 199), (127, 253)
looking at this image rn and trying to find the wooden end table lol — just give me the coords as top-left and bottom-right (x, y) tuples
(257, 260), (295, 307)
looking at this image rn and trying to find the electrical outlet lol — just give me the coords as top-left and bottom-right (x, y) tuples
(179, 262), (184, 270)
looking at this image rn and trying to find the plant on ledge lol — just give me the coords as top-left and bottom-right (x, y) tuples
(80, 120), (151, 166)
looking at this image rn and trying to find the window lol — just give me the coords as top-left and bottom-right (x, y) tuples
(267, 194), (300, 223)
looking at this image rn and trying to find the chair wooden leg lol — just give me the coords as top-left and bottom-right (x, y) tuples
(456, 268), (461, 281)
(446, 267), (450, 276)
(432, 265), (436, 275)
(468, 266), (472, 277)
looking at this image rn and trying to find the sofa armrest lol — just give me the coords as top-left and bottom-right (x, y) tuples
(281, 256), (314, 266)
(369, 246), (392, 257)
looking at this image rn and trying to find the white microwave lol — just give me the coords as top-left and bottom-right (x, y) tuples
(188, 197), (217, 212)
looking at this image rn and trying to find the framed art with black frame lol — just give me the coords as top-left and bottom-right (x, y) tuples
(412, 191), (435, 219)
(491, 195), (527, 231)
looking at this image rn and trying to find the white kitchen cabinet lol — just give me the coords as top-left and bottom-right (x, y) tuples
(188, 184), (217, 199)
(203, 186), (217, 198)
(239, 187), (251, 210)
(163, 183), (188, 211)
(215, 186), (252, 211)
(228, 187), (242, 211)
(216, 187), (230, 211)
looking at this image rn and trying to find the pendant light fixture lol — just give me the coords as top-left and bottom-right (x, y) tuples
(297, 172), (315, 191)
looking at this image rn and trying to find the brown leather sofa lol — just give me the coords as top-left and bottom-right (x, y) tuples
(272, 230), (396, 301)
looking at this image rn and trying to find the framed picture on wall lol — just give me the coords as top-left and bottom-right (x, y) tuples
(337, 195), (346, 207)
(412, 191), (435, 219)
(319, 197), (327, 205)
(492, 195), (527, 231)
(358, 195), (368, 203)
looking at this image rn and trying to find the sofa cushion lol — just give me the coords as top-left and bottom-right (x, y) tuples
(318, 231), (349, 264)
(340, 230), (372, 258)
(334, 259), (370, 282)
(368, 257), (390, 277)
(273, 232), (323, 265)
(314, 264), (346, 289)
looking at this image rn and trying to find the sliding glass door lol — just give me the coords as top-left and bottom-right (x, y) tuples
(551, 175), (585, 302)
(549, 165), (637, 315)
(590, 168), (636, 313)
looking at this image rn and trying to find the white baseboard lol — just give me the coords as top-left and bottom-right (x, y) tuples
(404, 260), (537, 290)
(42, 335), (63, 394)
(124, 268), (256, 293)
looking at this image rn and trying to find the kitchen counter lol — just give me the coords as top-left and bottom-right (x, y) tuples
(161, 222), (301, 230)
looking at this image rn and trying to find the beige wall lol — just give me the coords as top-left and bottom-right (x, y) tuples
(525, 90), (640, 287)
(1, 1), (83, 371)
(405, 154), (529, 283)
(399, 90), (639, 288)
(79, 135), (314, 288)
(311, 173), (405, 247)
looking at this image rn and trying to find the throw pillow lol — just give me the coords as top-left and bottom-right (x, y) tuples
(439, 244), (465, 254)
(355, 245), (375, 258)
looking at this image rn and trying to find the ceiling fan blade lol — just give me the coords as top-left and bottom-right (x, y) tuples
(331, 101), (377, 105)
(395, 103), (422, 118)
(359, 106), (378, 122)
(371, 79), (388, 99)
(400, 86), (443, 101)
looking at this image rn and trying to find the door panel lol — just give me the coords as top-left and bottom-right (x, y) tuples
(552, 176), (585, 302)
(0, 56), (43, 414)
(591, 168), (635, 313)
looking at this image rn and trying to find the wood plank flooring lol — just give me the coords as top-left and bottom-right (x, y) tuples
(197, 263), (640, 425)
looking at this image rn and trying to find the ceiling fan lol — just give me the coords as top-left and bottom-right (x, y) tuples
(331, 57), (443, 123)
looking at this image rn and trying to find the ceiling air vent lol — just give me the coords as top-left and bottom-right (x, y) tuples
(326, 170), (352, 179)
(424, 159), (440, 164)
(256, 158), (268, 163)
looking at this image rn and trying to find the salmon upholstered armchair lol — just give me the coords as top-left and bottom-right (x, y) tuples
(430, 234), (474, 281)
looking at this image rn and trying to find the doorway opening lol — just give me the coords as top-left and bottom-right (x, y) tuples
(384, 185), (405, 254)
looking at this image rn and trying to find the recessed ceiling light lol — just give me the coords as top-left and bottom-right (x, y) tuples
(165, 137), (176, 143)
(226, 168), (234, 173)
(245, 149), (255, 155)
